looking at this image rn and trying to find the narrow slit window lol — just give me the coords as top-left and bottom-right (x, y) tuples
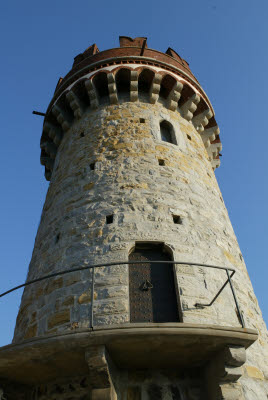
(106, 215), (114, 224)
(55, 233), (61, 243)
(90, 163), (95, 171)
(80, 131), (85, 138)
(173, 215), (182, 225)
(187, 134), (191, 141)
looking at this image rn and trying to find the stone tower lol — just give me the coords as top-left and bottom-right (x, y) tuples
(0, 36), (267, 400)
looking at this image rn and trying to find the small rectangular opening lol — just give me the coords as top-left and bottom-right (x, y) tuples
(80, 131), (85, 138)
(140, 118), (145, 123)
(158, 159), (165, 166)
(106, 215), (114, 224)
(90, 163), (95, 171)
(187, 134), (191, 141)
(173, 215), (182, 224)
(55, 233), (60, 244)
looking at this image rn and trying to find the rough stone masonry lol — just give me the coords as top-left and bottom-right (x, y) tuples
(1, 37), (267, 400)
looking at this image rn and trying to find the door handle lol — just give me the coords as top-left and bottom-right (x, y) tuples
(140, 280), (153, 291)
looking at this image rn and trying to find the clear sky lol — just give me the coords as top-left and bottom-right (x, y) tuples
(0, 0), (267, 346)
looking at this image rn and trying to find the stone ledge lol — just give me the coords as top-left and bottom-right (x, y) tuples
(0, 323), (257, 385)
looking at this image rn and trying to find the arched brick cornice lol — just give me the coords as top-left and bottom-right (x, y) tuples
(41, 56), (221, 180)
(47, 55), (213, 115)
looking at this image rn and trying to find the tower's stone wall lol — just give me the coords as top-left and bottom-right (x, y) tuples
(13, 97), (268, 397)
(29, 369), (203, 400)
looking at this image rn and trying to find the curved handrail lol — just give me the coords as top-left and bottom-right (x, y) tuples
(0, 260), (244, 328)
(0, 260), (234, 298)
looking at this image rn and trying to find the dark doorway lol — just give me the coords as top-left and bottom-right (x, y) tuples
(129, 243), (180, 323)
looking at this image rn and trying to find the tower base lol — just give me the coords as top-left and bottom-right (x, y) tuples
(0, 323), (257, 399)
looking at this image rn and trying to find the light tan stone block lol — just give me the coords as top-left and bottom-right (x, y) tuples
(244, 365), (264, 380)
(24, 324), (37, 340)
(83, 182), (94, 190)
(47, 310), (70, 329)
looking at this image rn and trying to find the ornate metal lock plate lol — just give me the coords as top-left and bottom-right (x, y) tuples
(140, 280), (153, 291)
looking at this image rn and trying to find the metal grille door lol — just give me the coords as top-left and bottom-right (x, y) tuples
(129, 246), (179, 323)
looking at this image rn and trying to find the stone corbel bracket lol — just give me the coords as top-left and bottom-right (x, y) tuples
(85, 345), (118, 400)
(66, 90), (85, 119)
(205, 345), (247, 400)
(40, 65), (222, 180)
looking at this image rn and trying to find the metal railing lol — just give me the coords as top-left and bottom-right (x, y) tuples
(0, 261), (245, 328)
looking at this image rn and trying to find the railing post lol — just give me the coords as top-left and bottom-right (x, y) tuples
(174, 262), (182, 322)
(226, 269), (245, 328)
(90, 267), (95, 329)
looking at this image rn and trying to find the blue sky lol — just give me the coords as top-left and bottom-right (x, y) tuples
(0, 0), (267, 346)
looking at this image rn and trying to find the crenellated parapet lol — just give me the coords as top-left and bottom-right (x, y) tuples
(40, 37), (222, 180)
